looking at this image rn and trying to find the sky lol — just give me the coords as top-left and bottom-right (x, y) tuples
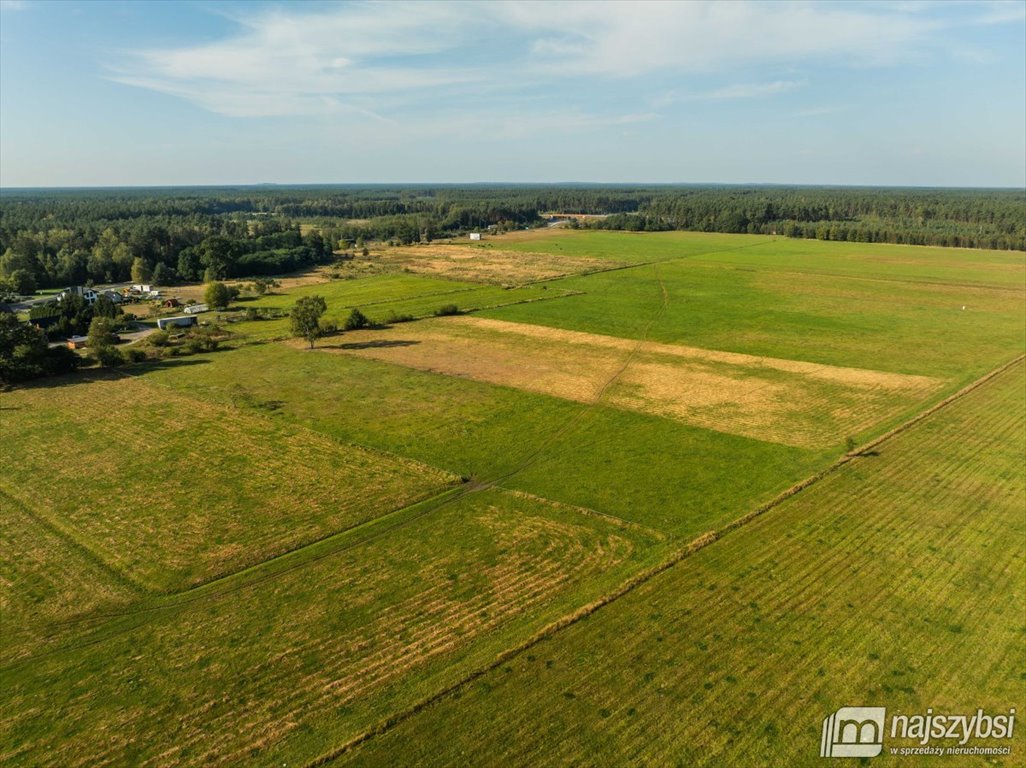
(1, 0), (1024, 188)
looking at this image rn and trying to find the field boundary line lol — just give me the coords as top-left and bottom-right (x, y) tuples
(497, 488), (667, 541)
(304, 352), (1025, 767)
(487, 261), (672, 486)
(0, 487), (148, 595)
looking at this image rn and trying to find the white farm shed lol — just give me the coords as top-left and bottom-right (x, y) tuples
(469, 233), (482, 241)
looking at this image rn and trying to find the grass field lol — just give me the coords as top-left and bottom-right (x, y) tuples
(139, 343), (825, 537)
(0, 373), (458, 592)
(3, 229), (1023, 767)
(478, 232), (1025, 380)
(223, 273), (579, 341)
(317, 315), (940, 448)
(333, 360), (1026, 768)
(1, 489), (661, 766)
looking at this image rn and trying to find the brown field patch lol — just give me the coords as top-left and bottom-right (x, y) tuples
(371, 243), (624, 284)
(318, 317), (942, 448)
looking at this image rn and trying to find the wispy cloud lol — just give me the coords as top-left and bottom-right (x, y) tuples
(107, 0), (1016, 126)
(795, 105), (852, 118)
(656, 80), (807, 106)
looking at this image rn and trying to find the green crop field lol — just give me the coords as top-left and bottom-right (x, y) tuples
(3, 229), (1023, 767)
(335, 360), (1026, 768)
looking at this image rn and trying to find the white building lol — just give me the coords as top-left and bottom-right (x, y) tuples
(469, 233), (482, 241)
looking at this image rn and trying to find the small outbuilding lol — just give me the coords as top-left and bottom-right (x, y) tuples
(469, 232), (482, 241)
(67, 335), (88, 349)
(183, 303), (208, 315)
(162, 298), (181, 309)
(156, 315), (198, 330)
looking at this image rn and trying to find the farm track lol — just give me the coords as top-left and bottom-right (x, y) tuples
(2, 500), (640, 767)
(302, 352), (1026, 767)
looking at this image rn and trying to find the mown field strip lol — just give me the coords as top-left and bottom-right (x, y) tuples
(320, 314), (941, 448)
(0, 490), (656, 767)
(307, 354), (1025, 766)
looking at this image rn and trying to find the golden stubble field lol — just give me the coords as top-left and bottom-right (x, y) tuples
(309, 316), (942, 448)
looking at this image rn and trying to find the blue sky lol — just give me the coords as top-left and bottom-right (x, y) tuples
(1, 0), (1024, 187)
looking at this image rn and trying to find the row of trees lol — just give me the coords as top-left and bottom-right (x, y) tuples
(2, 185), (1021, 294)
(0, 216), (332, 290)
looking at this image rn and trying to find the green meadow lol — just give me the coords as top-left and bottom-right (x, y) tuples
(3, 229), (1023, 767)
(337, 361), (1026, 768)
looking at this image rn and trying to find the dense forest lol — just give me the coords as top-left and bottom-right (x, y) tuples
(0, 185), (1022, 291)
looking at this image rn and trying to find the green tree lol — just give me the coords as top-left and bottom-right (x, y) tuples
(0, 314), (79, 382)
(87, 316), (122, 367)
(151, 262), (171, 286)
(8, 269), (36, 295)
(131, 257), (152, 284)
(290, 295), (327, 348)
(93, 294), (123, 320)
(204, 281), (232, 310)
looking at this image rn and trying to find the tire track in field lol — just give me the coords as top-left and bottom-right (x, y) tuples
(483, 260), (672, 488)
(303, 353), (1025, 767)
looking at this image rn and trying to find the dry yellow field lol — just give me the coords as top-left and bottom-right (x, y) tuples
(369, 243), (625, 284)
(314, 317), (941, 448)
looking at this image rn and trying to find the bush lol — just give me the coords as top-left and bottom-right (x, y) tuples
(93, 344), (124, 367)
(124, 348), (148, 363)
(343, 308), (370, 331)
(385, 310), (415, 324)
(149, 329), (170, 347)
(434, 304), (461, 316)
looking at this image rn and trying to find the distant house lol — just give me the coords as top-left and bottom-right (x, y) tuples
(130, 284), (152, 294)
(58, 286), (98, 305)
(469, 232), (482, 241)
(183, 303), (208, 315)
(162, 298), (181, 309)
(67, 335), (88, 349)
(99, 290), (123, 304)
(156, 315), (197, 330)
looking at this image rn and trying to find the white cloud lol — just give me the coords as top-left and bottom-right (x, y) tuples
(107, 0), (1008, 123)
(657, 80), (807, 106)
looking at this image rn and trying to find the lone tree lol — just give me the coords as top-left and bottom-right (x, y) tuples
(205, 280), (233, 310)
(291, 295), (327, 348)
(87, 316), (122, 367)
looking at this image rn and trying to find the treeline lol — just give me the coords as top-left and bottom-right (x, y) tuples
(583, 187), (1025, 250)
(1, 185), (1021, 291)
(0, 214), (333, 290)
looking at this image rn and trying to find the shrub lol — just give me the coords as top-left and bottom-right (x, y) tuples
(434, 304), (461, 317)
(124, 348), (148, 363)
(93, 344), (124, 367)
(385, 311), (415, 324)
(343, 308), (370, 331)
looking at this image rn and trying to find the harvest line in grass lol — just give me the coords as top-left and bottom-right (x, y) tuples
(301, 353), (1026, 767)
